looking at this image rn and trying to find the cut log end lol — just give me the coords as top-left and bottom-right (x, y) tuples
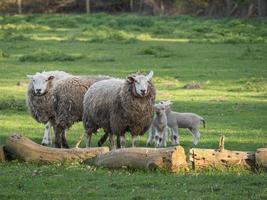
(255, 148), (267, 170)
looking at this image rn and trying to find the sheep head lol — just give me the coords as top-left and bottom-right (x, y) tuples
(127, 71), (154, 97)
(27, 72), (55, 96)
(154, 103), (166, 116)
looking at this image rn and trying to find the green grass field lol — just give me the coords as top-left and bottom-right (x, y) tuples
(0, 14), (266, 199)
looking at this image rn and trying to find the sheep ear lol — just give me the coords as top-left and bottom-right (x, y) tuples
(165, 100), (172, 106)
(47, 75), (55, 81)
(27, 75), (33, 79)
(165, 100), (171, 104)
(146, 71), (154, 80)
(127, 76), (136, 83)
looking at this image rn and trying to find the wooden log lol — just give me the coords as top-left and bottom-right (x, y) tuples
(5, 134), (109, 164)
(189, 136), (255, 169)
(255, 148), (267, 169)
(94, 145), (188, 172)
(0, 145), (6, 162)
(190, 148), (255, 169)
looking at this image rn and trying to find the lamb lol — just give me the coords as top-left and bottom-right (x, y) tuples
(161, 100), (205, 146)
(146, 103), (168, 148)
(52, 75), (110, 148)
(83, 71), (156, 149)
(26, 71), (71, 146)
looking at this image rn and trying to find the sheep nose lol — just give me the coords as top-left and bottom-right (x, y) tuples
(141, 89), (146, 95)
(36, 89), (41, 93)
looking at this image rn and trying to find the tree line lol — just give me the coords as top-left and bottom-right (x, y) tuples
(0, 0), (266, 17)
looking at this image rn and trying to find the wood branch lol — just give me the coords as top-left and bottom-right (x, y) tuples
(219, 135), (225, 152)
(255, 148), (267, 169)
(4, 134), (109, 164)
(0, 145), (6, 162)
(94, 145), (188, 172)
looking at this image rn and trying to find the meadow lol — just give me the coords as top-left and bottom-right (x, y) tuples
(0, 14), (266, 199)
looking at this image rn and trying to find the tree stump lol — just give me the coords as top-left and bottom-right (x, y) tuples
(189, 135), (255, 169)
(94, 145), (188, 172)
(5, 134), (109, 164)
(255, 148), (267, 170)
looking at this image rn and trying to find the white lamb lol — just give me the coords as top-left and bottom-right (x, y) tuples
(146, 103), (168, 148)
(161, 100), (205, 146)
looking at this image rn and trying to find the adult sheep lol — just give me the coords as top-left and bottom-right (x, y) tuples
(83, 71), (156, 149)
(52, 75), (110, 148)
(26, 71), (71, 146)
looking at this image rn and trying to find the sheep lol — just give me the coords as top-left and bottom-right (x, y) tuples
(52, 75), (110, 148)
(26, 71), (71, 146)
(83, 71), (156, 149)
(146, 103), (168, 148)
(160, 100), (205, 146)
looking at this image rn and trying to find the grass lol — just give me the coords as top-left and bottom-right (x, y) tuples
(0, 13), (266, 199)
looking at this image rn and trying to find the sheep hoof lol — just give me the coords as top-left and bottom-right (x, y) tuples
(97, 141), (102, 147)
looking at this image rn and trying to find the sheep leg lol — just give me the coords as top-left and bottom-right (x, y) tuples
(97, 132), (109, 147)
(162, 127), (167, 147)
(109, 134), (116, 150)
(120, 135), (126, 148)
(54, 125), (63, 148)
(85, 133), (92, 148)
(188, 128), (201, 146)
(170, 127), (179, 145)
(146, 127), (155, 146)
(116, 135), (121, 149)
(131, 135), (138, 147)
(61, 130), (69, 149)
(41, 122), (51, 146)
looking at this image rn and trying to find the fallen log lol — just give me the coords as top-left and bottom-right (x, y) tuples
(94, 145), (188, 172)
(190, 136), (255, 169)
(5, 134), (109, 164)
(255, 148), (267, 170)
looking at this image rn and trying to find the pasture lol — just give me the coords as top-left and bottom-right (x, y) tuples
(0, 14), (266, 199)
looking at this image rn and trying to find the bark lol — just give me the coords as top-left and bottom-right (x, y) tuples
(4, 134), (109, 164)
(255, 148), (267, 169)
(94, 145), (188, 172)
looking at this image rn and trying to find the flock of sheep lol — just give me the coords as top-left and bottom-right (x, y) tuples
(26, 70), (205, 149)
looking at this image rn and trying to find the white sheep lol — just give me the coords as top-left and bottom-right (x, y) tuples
(161, 100), (205, 146)
(83, 71), (156, 149)
(26, 71), (71, 146)
(51, 75), (110, 148)
(146, 103), (168, 148)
